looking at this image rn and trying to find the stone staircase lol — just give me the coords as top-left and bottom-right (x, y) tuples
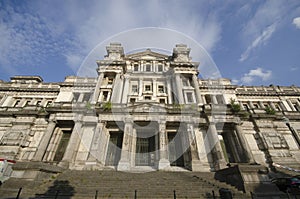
(0, 170), (250, 199)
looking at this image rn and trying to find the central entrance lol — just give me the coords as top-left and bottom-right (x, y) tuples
(135, 135), (155, 166)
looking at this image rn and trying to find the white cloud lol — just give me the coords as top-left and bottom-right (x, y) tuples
(0, 2), (72, 74)
(239, 1), (295, 61)
(290, 67), (299, 71)
(240, 67), (272, 84)
(293, 17), (300, 29)
(240, 23), (277, 62)
(31, 0), (222, 69)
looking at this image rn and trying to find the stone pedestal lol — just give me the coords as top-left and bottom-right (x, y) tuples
(117, 160), (131, 171)
(158, 159), (170, 170)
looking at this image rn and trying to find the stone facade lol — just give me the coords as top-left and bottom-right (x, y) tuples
(0, 43), (300, 176)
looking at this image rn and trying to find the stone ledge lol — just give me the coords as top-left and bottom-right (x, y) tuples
(12, 161), (65, 173)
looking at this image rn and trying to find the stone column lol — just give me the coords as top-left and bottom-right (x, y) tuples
(259, 101), (265, 109)
(248, 101), (254, 109)
(187, 123), (202, 171)
(111, 73), (122, 103)
(92, 73), (104, 103)
(153, 78), (157, 98)
(212, 95), (218, 104)
(175, 74), (184, 104)
(88, 122), (105, 162)
(167, 77), (173, 104)
(269, 102), (276, 110)
(33, 119), (56, 161)
(78, 93), (84, 103)
(121, 76), (130, 104)
(195, 129), (210, 171)
(138, 78), (143, 99)
(59, 121), (83, 168)
(117, 119), (133, 171)
(207, 122), (227, 170)
(234, 123), (255, 163)
(192, 74), (203, 105)
(130, 128), (137, 167)
(287, 99), (296, 111)
(158, 121), (170, 169)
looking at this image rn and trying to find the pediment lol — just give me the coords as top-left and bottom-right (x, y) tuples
(126, 49), (169, 61)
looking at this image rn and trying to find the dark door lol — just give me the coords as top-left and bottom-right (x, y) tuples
(106, 132), (123, 166)
(53, 131), (71, 162)
(168, 133), (184, 167)
(135, 136), (155, 166)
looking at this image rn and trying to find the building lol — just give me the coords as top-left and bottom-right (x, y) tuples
(0, 43), (300, 182)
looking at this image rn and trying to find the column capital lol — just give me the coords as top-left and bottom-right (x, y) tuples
(124, 117), (133, 124)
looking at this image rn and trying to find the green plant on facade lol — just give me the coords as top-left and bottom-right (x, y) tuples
(230, 98), (241, 113)
(86, 101), (92, 110)
(265, 106), (276, 115)
(172, 103), (184, 110)
(190, 103), (197, 110)
(103, 102), (112, 111)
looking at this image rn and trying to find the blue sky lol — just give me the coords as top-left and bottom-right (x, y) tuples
(0, 0), (300, 86)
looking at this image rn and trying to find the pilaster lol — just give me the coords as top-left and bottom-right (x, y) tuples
(234, 122), (255, 163)
(33, 119), (56, 161)
(175, 74), (184, 104)
(59, 120), (83, 168)
(192, 74), (203, 105)
(117, 118), (133, 171)
(121, 76), (130, 104)
(158, 121), (170, 170)
(208, 122), (227, 170)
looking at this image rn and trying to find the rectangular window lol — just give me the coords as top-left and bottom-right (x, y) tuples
(158, 85), (164, 93)
(145, 96), (151, 100)
(36, 100), (42, 106)
(46, 101), (53, 107)
(83, 93), (91, 102)
(14, 100), (21, 107)
(205, 95), (211, 104)
(293, 103), (300, 111)
(132, 85), (138, 93)
(102, 91), (109, 101)
(186, 93), (194, 103)
(108, 78), (113, 85)
(274, 104), (281, 111)
(73, 93), (80, 102)
(243, 103), (249, 110)
(25, 100), (31, 106)
(159, 98), (165, 104)
(146, 64), (151, 72)
(145, 85), (151, 91)
(130, 98), (136, 103)
(158, 64), (163, 72)
(134, 64), (139, 71)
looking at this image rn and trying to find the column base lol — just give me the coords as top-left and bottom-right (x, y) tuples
(117, 160), (131, 171)
(58, 161), (70, 169)
(158, 159), (170, 170)
(217, 160), (227, 170)
(190, 160), (210, 172)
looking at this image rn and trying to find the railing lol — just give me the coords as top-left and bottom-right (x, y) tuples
(12, 187), (238, 199)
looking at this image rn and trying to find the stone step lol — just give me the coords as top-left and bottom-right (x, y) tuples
(0, 170), (251, 199)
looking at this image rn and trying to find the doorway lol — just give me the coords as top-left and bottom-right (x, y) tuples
(53, 130), (71, 162)
(168, 132), (184, 167)
(135, 136), (155, 166)
(106, 132), (123, 166)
